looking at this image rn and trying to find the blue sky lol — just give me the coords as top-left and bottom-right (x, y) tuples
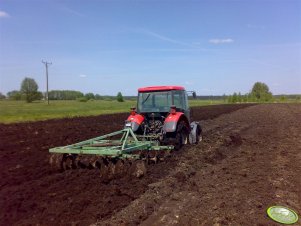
(0, 0), (300, 95)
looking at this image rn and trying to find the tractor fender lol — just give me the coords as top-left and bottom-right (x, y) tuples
(163, 112), (190, 133)
(126, 114), (144, 132)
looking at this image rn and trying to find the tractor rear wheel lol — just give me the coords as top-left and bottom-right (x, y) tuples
(174, 121), (189, 150)
(195, 126), (203, 144)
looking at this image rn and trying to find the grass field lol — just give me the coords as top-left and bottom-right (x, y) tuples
(0, 99), (225, 124)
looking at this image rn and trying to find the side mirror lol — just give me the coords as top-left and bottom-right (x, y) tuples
(192, 92), (197, 99)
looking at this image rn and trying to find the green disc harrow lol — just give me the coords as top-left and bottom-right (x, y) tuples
(49, 128), (173, 178)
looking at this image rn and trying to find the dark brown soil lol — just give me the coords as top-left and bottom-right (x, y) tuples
(1, 104), (300, 226)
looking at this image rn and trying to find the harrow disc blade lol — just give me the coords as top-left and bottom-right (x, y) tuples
(49, 154), (78, 171)
(49, 153), (63, 171)
(61, 154), (73, 171)
(98, 158), (110, 179)
(77, 156), (95, 169)
(129, 160), (147, 178)
(114, 159), (126, 175)
(87, 156), (99, 169)
(107, 159), (127, 179)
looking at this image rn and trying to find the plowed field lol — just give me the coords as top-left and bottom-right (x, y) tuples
(1, 104), (300, 226)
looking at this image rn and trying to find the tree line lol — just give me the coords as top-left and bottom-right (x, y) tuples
(227, 82), (273, 103)
(0, 77), (124, 102)
(0, 78), (300, 103)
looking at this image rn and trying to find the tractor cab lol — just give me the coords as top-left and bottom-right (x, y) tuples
(137, 86), (190, 120)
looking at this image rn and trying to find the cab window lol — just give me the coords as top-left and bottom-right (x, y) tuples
(173, 90), (187, 110)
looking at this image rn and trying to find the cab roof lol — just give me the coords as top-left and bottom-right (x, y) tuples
(138, 86), (185, 92)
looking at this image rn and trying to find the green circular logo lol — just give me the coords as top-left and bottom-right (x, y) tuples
(267, 206), (299, 224)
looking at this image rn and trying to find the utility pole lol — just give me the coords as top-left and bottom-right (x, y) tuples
(42, 60), (52, 105)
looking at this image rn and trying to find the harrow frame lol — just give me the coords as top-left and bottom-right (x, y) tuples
(49, 128), (173, 160)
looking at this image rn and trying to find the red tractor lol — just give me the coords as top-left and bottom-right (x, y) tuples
(49, 85), (202, 176)
(125, 86), (202, 149)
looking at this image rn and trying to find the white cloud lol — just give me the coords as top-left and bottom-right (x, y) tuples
(0, 10), (10, 18)
(137, 28), (195, 47)
(79, 74), (87, 78)
(209, 38), (234, 44)
(61, 6), (84, 17)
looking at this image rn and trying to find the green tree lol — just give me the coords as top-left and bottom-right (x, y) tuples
(95, 94), (103, 100)
(227, 95), (232, 103)
(247, 92), (256, 102)
(280, 95), (287, 102)
(0, 92), (6, 100)
(85, 93), (95, 100)
(35, 91), (44, 100)
(251, 82), (272, 102)
(117, 92), (124, 102)
(76, 97), (88, 102)
(232, 92), (238, 103)
(7, 90), (22, 100)
(20, 77), (40, 103)
(222, 94), (227, 102)
(48, 90), (84, 100)
(242, 94), (248, 103)
(237, 92), (242, 103)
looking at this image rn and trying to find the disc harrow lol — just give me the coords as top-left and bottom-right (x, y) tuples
(49, 128), (173, 178)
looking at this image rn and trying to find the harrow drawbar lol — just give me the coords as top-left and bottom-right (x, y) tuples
(49, 128), (173, 178)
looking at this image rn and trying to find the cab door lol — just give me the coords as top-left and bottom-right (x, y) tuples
(172, 90), (190, 123)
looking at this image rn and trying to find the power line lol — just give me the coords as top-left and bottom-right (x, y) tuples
(42, 60), (52, 105)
